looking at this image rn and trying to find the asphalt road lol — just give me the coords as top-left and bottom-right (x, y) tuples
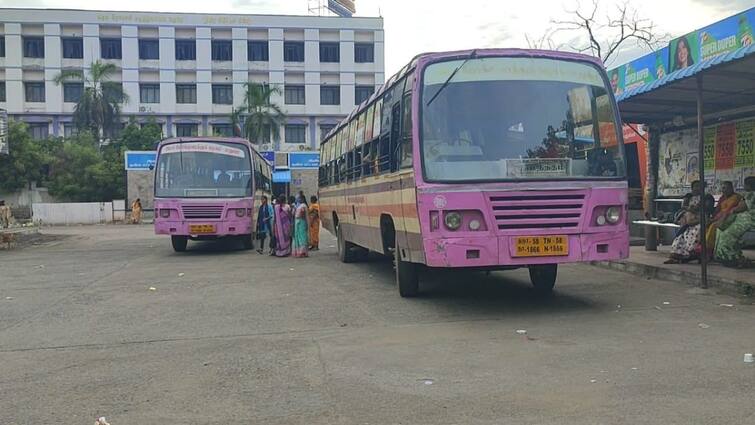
(1, 225), (754, 424)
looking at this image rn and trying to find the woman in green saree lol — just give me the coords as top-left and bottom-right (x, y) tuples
(714, 176), (755, 268)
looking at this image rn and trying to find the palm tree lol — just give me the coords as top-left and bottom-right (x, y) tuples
(231, 83), (285, 145)
(54, 60), (129, 142)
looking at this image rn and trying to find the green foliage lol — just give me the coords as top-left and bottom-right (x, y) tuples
(0, 121), (52, 192)
(231, 83), (285, 144)
(119, 119), (162, 151)
(54, 61), (129, 140)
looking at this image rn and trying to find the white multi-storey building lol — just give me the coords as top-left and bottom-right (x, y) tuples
(0, 8), (384, 153)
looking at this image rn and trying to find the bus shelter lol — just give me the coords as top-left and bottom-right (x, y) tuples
(616, 41), (755, 287)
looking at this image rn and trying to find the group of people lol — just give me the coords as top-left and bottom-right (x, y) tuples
(667, 177), (755, 268)
(255, 191), (320, 258)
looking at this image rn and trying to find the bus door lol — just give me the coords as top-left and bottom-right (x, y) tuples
(397, 74), (419, 262)
(388, 76), (413, 262)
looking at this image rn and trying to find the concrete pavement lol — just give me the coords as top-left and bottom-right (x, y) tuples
(1, 225), (754, 424)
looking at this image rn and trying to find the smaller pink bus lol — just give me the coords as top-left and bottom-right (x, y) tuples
(153, 137), (272, 252)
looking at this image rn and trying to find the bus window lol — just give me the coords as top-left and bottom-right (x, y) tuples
(390, 101), (401, 172)
(373, 98), (383, 138)
(400, 92), (413, 169)
(365, 104), (375, 142)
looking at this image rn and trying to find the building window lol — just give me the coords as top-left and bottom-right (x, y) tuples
(100, 38), (122, 59)
(28, 123), (49, 140)
(212, 124), (234, 137)
(23, 37), (45, 58)
(176, 123), (198, 137)
(140, 83), (160, 104)
(62, 38), (83, 59)
(248, 41), (269, 61)
(212, 84), (233, 104)
(320, 86), (340, 105)
(103, 82), (124, 103)
(284, 85), (305, 105)
(0, 82), (5, 102)
(176, 84), (197, 104)
(354, 43), (374, 63)
(175, 39), (196, 60)
(320, 124), (336, 141)
(284, 41), (304, 62)
(211, 40), (232, 61)
(285, 124), (306, 144)
(0, 37), (5, 57)
(319, 42), (340, 63)
(139, 39), (159, 60)
(63, 83), (83, 103)
(355, 85), (374, 104)
(25, 82), (45, 102)
(63, 123), (77, 138)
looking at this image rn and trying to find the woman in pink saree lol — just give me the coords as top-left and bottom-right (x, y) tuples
(273, 195), (292, 257)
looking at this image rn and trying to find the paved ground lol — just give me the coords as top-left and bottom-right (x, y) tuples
(1, 225), (754, 424)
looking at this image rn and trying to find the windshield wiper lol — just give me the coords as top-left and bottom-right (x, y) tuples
(426, 49), (477, 107)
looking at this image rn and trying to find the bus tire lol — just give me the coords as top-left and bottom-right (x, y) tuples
(337, 225), (358, 263)
(529, 264), (557, 294)
(171, 235), (188, 252)
(395, 241), (419, 297)
(242, 234), (254, 250)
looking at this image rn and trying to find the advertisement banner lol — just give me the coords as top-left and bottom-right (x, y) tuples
(715, 122), (736, 170)
(623, 48), (669, 92)
(261, 151), (275, 164)
(735, 119), (754, 168)
(288, 152), (320, 169)
(124, 151), (157, 171)
(703, 127), (716, 170)
(699, 8), (755, 61)
(669, 31), (699, 73)
(608, 66), (625, 96)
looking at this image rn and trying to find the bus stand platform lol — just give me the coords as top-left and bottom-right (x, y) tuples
(591, 245), (755, 299)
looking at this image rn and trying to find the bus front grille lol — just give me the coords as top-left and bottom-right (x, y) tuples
(488, 193), (585, 231)
(181, 205), (224, 219)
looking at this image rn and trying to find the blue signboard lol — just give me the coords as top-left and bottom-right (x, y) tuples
(273, 170), (292, 183)
(125, 151), (157, 171)
(288, 152), (320, 169)
(261, 151), (275, 164)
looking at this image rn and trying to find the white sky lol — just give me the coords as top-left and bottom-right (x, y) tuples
(2, 0), (753, 74)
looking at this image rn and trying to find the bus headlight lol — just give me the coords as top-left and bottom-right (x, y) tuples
(235, 208), (246, 218)
(605, 206), (621, 224)
(468, 219), (481, 231)
(444, 211), (462, 231)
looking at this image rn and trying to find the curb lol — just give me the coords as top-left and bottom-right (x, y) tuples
(590, 260), (754, 298)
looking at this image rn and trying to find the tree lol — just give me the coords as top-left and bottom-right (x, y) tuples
(119, 119), (163, 151)
(0, 121), (51, 192)
(230, 83), (285, 144)
(54, 61), (129, 141)
(529, 0), (669, 66)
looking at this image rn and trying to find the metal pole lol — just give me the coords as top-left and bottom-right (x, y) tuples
(696, 75), (708, 289)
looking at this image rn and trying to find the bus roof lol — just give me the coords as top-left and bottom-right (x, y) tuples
(157, 136), (252, 146)
(322, 48), (604, 143)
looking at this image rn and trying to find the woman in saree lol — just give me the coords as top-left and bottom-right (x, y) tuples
(273, 195), (292, 257)
(704, 181), (742, 258)
(308, 195), (320, 251)
(665, 180), (715, 264)
(292, 195), (310, 258)
(130, 198), (143, 224)
(714, 176), (754, 268)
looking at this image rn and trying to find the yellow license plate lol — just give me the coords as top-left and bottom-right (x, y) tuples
(514, 235), (569, 257)
(189, 224), (215, 234)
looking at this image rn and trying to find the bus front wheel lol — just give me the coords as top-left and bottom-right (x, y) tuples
(395, 241), (419, 297)
(171, 235), (188, 252)
(529, 264), (557, 294)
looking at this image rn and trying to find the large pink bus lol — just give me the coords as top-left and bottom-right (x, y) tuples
(318, 49), (629, 297)
(153, 137), (272, 252)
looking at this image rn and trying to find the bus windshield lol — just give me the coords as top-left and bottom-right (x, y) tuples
(155, 141), (252, 198)
(421, 57), (625, 182)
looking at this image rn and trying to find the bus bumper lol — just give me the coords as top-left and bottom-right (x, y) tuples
(154, 219), (253, 237)
(422, 231), (629, 268)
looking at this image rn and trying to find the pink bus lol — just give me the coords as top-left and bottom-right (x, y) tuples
(318, 49), (629, 297)
(153, 137), (272, 252)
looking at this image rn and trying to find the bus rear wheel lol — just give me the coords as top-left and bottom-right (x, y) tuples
(337, 225), (358, 263)
(395, 240), (419, 297)
(529, 264), (557, 294)
(171, 235), (188, 252)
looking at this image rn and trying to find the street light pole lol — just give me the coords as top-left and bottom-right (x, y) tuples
(696, 75), (708, 289)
